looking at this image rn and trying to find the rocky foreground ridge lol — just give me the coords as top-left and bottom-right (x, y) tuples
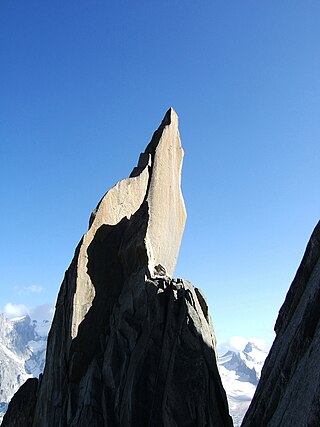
(3, 109), (232, 426)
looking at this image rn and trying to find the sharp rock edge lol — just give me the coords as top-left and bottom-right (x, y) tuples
(242, 221), (320, 427)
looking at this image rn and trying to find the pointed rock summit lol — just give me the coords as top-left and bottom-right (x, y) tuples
(71, 107), (187, 339)
(3, 109), (232, 426)
(242, 221), (320, 427)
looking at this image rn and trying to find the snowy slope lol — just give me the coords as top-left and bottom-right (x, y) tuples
(0, 314), (50, 423)
(219, 342), (268, 427)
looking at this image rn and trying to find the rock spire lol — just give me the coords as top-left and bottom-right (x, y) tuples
(3, 108), (232, 427)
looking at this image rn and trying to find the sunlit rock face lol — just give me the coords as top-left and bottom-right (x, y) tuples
(71, 107), (186, 339)
(4, 109), (232, 427)
(242, 221), (320, 427)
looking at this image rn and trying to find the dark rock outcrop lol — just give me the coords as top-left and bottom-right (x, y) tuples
(1, 378), (38, 427)
(242, 221), (320, 427)
(5, 109), (232, 426)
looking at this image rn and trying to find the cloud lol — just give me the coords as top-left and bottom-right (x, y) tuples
(4, 302), (29, 318)
(229, 335), (248, 351)
(27, 285), (43, 293)
(3, 302), (54, 321)
(30, 304), (54, 321)
(17, 285), (43, 295)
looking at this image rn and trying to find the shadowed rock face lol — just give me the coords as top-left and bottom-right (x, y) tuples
(61, 276), (231, 427)
(2, 378), (38, 427)
(242, 221), (320, 427)
(5, 109), (232, 426)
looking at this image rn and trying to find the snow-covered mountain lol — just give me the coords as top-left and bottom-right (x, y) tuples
(219, 342), (268, 427)
(0, 313), (50, 423)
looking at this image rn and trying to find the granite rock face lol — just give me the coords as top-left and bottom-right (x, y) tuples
(51, 276), (231, 426)
(72, 107), (186, 339)
(242, 221), (320, 427)
(6, 108), (232, 426)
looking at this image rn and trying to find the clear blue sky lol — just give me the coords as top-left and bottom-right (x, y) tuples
(1, 1), (319, 347)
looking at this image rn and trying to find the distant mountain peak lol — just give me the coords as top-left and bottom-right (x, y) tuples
(243, 341), (264, 354)
(244, 342), (257, 353)
(219, 341), (268, 427)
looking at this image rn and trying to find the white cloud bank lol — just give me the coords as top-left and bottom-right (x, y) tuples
(3, 302), (54, 321)
(4, 302), (29, 317)
(31, 304), (55, 321)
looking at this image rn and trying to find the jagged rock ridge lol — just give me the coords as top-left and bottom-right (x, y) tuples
(242, 221), (320, 427)
(3, 108), (232, 426)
